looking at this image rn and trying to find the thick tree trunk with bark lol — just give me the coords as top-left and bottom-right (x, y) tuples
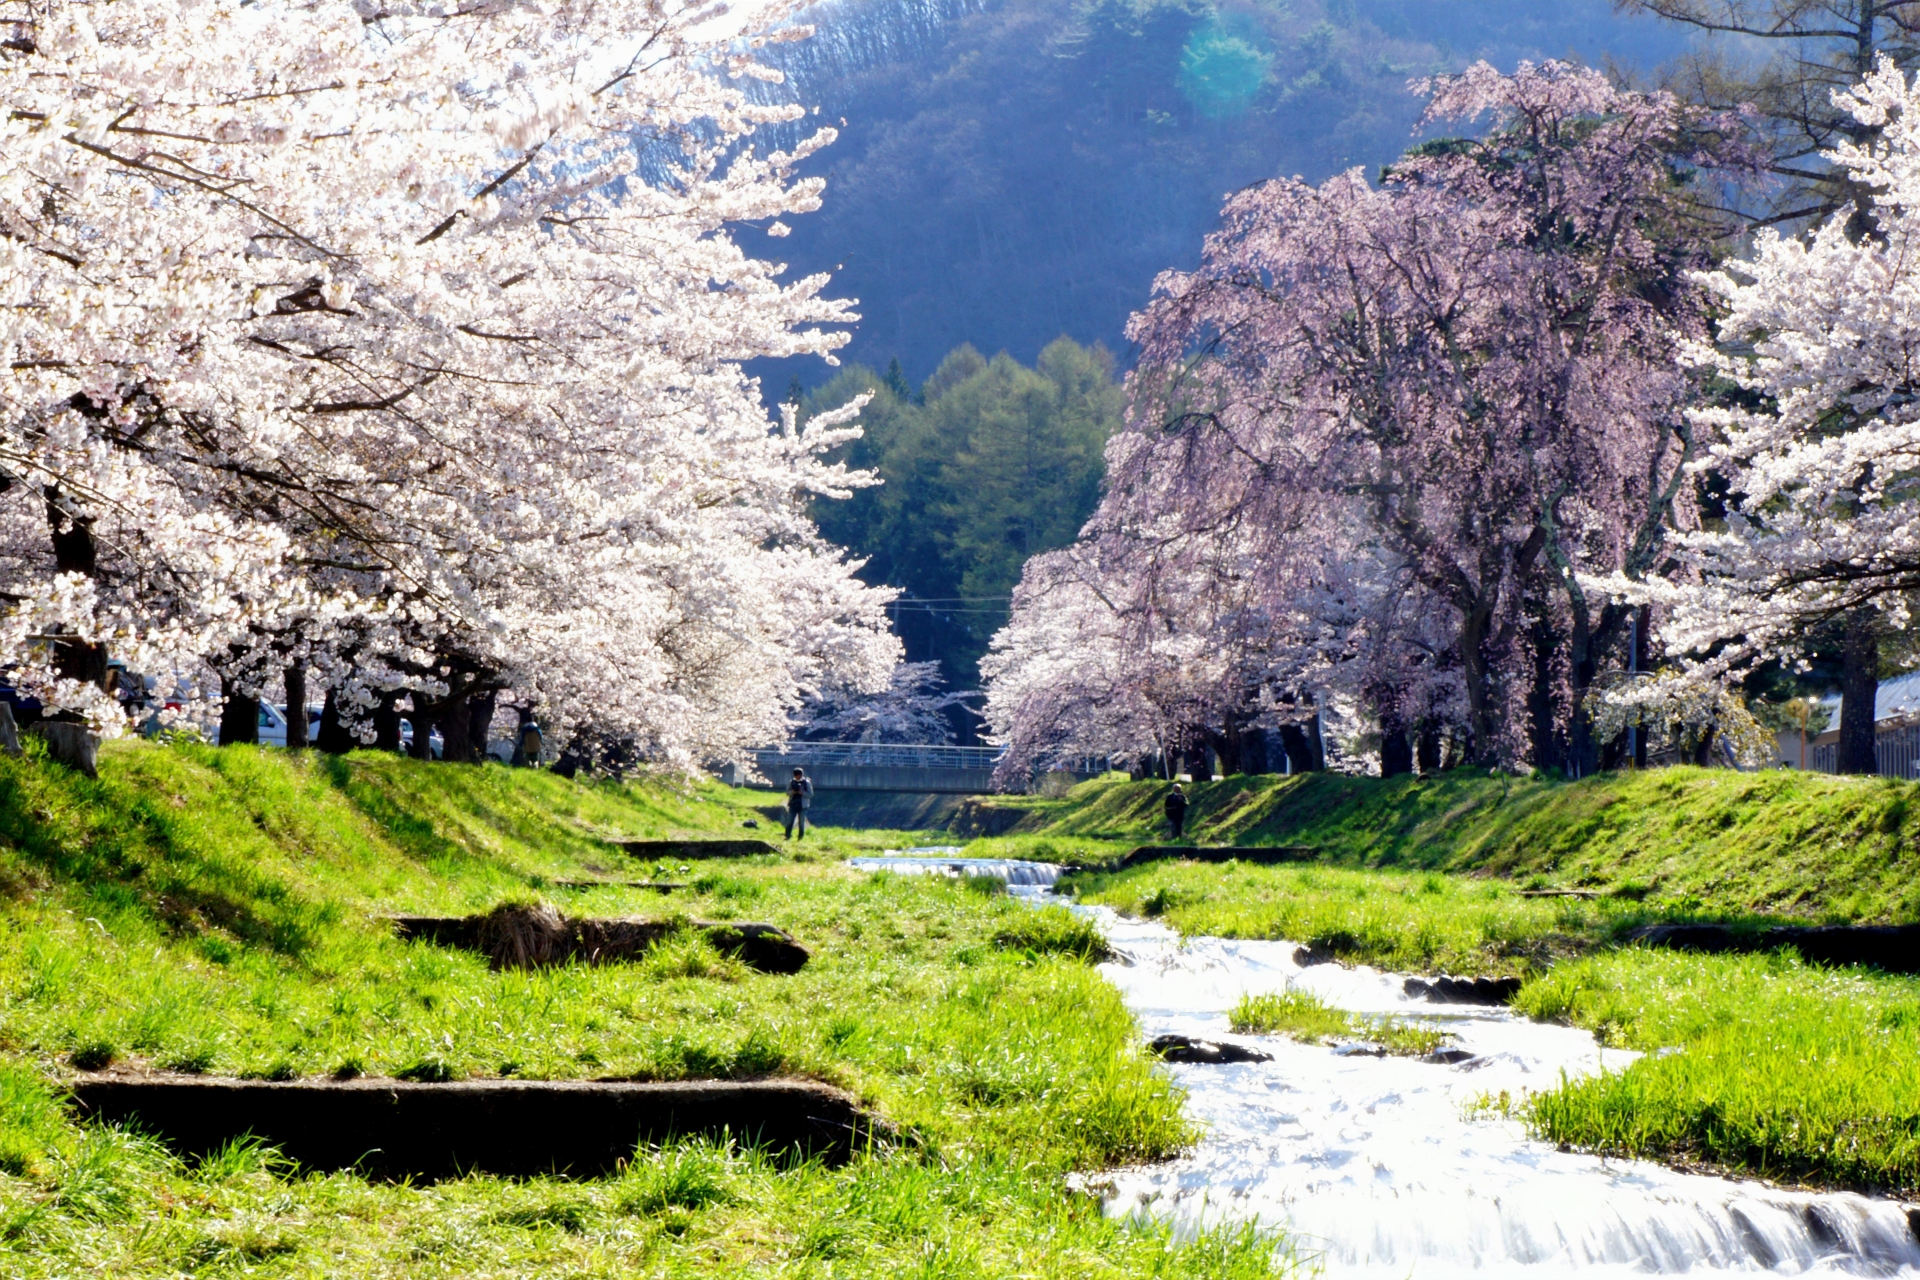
(219, 676), (259, 746)
(1278, 723), (1320, 773)
(1416, 723), (1441, 774)
(284, 666), (308, 749)
(466, 691), (497, 763)
(1373, 683), (1414, 777)
(438, 690), (473, 763)
(1691, 725), (1719, 767)
(1839, 607), (1881, 774)
(1210, 722), (1244, 776)
(1526, 614), (1563, 773)
(1185, 741), (1213, 782)
(1632, 605), (1650, 770)
(316, 688), (355, 754)
(375, 693), (403, 754)
(1380, 730), (1413, 777)
(1459, 604), (1498, 765)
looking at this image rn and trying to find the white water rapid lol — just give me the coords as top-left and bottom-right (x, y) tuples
(847, 854), (1065, 890)
(849, 857), (1920, 1277)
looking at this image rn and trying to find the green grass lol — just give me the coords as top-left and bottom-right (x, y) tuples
(1229, 991), (1447, 1057)
(1496, 948), (1920, 1195)
(1066, 860), (1676, 976)
(971, 765), (1920, 1197)
(984, 768), (1920, 923)
(0, 738), (1292, 1278)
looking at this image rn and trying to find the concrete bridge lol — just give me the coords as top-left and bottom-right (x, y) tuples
(738, 743), (1006, 794)
(714, 743), (1113, 795)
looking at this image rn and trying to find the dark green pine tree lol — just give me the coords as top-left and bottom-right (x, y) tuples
(883, 357), (914, 404)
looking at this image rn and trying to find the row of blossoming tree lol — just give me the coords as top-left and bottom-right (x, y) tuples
(0, 0), (905, 769)
(984, 55), (1920, 781)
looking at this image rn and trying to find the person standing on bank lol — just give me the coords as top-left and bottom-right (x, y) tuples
(784, 767), (814, 840)
(1164, 782), (1188, 841)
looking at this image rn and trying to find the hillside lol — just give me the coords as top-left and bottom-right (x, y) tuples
(753, 0), (1695, 384)
(978, 768), (1920, 922)
(0, 740), (1252, 1278)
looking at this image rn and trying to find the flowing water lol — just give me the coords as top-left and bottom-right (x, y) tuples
(849, 857), (1920, 1277)
(847, 854), (1065, 890)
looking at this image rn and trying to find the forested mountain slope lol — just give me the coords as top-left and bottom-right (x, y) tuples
(803, 340), (1120, 694)
(756, 0), (1694, 384)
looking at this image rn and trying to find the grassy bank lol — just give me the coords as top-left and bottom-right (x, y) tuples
(1065, 861), (1668, 977)
(1020, 767), (1920, 1194)
(1005, 768), (1920, 922)
(1508, 950), (1920, 1194)
(0, 739), (1284, 1278)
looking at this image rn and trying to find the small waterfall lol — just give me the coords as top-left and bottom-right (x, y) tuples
(846, 854), (1065, 889)
(1089, 907), (1920, 1277)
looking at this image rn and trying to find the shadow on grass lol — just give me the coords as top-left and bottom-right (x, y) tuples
(0, 748), (329, 961)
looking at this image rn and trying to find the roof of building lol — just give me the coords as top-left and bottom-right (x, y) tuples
(1813, 670), (1920, 724)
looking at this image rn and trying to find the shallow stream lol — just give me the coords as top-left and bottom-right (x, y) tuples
(852, 856), (1920, 1277)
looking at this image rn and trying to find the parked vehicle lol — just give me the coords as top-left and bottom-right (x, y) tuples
(398, 719), (444, 760)
(250, 704), (323, 748)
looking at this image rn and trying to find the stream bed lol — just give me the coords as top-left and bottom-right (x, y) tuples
(852, 856), (1920, 1276)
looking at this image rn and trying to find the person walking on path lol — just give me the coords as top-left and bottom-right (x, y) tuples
(1164, 782), (1188, 841)
(784, 767), (814, 839)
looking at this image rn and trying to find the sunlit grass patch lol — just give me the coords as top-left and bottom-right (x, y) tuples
(0, 741), (1298, 1277)
(1071, 860), (1618, 975)
(1230, 990), (1446, 1057)
(1513, 948), (1920, 1193)
(991, 904), (1109, 961)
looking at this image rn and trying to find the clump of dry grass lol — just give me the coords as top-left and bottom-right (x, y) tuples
(475, 901), (693, 970)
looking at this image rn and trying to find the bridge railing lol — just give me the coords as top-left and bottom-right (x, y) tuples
(754, 742), (1007, 771)
(731, 743), (1111, 793)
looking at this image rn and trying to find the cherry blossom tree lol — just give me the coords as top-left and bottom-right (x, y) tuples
(1643, 57), (1920, 772)
(988, 61), (1739, 774)
(793, 659), (978, 743)
(0, 0), (899, 765)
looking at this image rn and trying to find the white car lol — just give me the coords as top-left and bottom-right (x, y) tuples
(398, 719), (444, 759)
(256, 703), (323, 748)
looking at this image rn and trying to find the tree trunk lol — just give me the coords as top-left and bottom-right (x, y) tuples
(1380, 730), (1413, 778)
(1459, 604), (1498, 765)
(1186, 743), (1213, 783)
(407, 700), (435, 759)
(1526, 614), (1563, 774)
(1279, 723), (1320, 773)
(1691, 724), (1719, 768)
(375, 692), (403, 754)
(218, 676), (259, 746)
(1374, 684), (1413, 778)
(316, 688), (355, 754)
(1839, 607), (1881, 774)
(1631, 605), (1650, 770)
(283, 665), (308, 749)
(438, 690), (473, 763)
(467, 691), (497, 764)
(1416, 724), (1441, 774)
(1213, 723), (1242, 776)
(44, 485), (109, 692)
